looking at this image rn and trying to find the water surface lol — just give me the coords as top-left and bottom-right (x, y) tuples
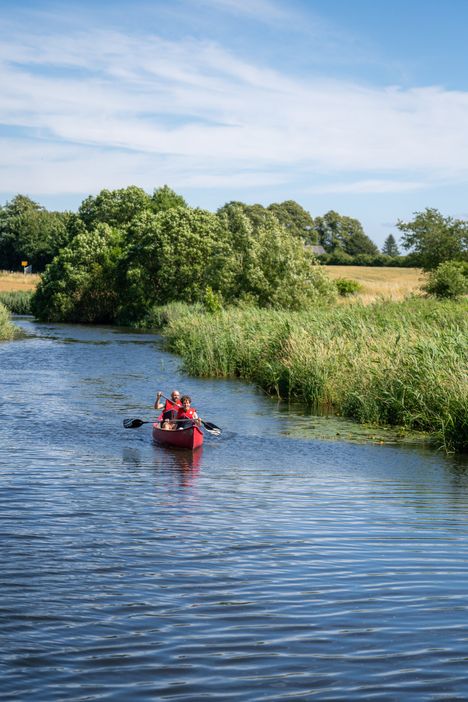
(1, 319), (468, 701)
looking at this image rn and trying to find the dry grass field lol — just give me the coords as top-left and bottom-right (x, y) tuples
(324, 266), (426, 303)
(0, 271), (40, 292)
(0, 267), (425, 303)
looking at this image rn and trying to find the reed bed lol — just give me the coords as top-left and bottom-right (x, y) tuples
(0, 291), (33, 314)
(160, 299), (468, 453)
(0, 302), (17, 340)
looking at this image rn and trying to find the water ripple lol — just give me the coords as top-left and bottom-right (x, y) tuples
(1, 320), (468, 700)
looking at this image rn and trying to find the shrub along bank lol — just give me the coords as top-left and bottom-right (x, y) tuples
(155, 298), (468, 453)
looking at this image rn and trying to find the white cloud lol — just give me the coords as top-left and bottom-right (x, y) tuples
(1, 25), (468, 198)
(309, 179), (427, 195)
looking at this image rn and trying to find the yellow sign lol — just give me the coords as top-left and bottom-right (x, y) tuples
(21, 261), (28, 267)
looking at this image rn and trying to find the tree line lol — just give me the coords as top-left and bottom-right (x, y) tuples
(0, 185), (466, 322)
(0, 186), (393, 274)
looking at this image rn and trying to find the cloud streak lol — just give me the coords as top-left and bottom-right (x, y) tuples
(1, 21), (468, 199)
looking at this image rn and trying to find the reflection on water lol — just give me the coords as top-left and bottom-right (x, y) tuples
(1, 318), (468, 701)
(123, 445), (203, 486)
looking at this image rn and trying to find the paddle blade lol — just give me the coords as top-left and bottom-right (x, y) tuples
(202, 421), (222, 436)
(123, 418), (145, 429)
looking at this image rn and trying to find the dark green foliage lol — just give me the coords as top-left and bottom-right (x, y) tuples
(217, 203), (336, 309)
(397, 208), (468, 270)
(78, 186), (152, 230)
(32, 224), (123, 322)
(382, 234), (400, 257)
(0, 291), (33, 314)
(319, 252), (411, 267)
(151, 185), (187, 213)
(423, 260), (468, 299)
(314, 210), (379, 256)
(0, 195), (72, 271)
(335, 278), (362, 296)
(118, 207), (226, 323)
(267, 200), (316, 243)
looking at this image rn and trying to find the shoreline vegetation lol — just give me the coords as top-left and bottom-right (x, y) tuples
(146, 298), (467, 454)
(0, 302), (17, 340)
(0, 269), (466, 453)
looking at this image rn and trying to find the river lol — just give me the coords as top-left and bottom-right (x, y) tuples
(2, 319), (468, 701)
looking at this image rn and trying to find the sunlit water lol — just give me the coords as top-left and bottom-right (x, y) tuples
(1, 319), (468, 701)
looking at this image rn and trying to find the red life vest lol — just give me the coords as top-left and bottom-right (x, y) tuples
(177, 406), (197, 420)
(165, 399), (182, 411)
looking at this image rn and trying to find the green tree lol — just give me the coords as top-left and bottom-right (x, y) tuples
(217, 203), (336, 308)
(119, 207), (226, 322)
(0, 195), (71, 271)
(397, 208), (468, 270)
(423, 260), (468, 299)
(151, 185), (187, 213)
(314, 210), (378, 256)
(78, 186), (152, 230)
(267, 200), (316, 243)
(382, 234), (400, 257)
(32, 223), (123, 322)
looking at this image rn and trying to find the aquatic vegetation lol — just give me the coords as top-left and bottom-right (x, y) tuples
(159, 298), (468, 453)
(0, 291), (33, 314)
(0, 302), (17, 340)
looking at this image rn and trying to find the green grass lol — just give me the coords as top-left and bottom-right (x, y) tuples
(0, 302), (17, 340)
(0, 291), (33, 314)
(154, 298), (468, 453)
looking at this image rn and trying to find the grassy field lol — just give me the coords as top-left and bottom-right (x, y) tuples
(0, 268), (424, 301)
(0, 271), (40, 292)
(325, 266), (425, 302)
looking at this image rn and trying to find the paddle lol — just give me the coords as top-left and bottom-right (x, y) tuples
(159, 394), (222, 436)
(123, 416), (222, 436)
(123, 418), (152, 429)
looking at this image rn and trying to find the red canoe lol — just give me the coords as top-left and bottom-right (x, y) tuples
(152, 421), (204, 450)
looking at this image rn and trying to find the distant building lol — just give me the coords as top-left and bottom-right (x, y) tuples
(309, 245), (326, 256)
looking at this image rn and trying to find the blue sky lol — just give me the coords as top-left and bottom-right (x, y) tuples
(1, 0), (468, 247)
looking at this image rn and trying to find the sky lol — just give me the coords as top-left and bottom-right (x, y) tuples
(1, 0), (468, 248)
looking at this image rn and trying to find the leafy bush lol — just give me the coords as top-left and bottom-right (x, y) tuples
(335, 278), (363, 296)
(423, 260), (468, 299)
(203, 286), (224, 313)
(0, 291), (33, 313)
(32, 223), (123, 322)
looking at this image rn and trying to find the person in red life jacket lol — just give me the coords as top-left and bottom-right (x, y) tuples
(154, 389), (182, 429)
(176, 395), (202, 430)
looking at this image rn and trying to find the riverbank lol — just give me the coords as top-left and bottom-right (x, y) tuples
(153, 298), (467, 453)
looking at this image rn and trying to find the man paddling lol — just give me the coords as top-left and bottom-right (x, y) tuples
(155, 389), (182, 429)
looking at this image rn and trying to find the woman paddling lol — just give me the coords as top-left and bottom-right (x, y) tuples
(176, 395), (202, 429)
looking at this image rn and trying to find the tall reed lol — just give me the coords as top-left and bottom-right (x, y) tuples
(0, 291), (33, 314)
(0, 303), (17, 340)
(161, 299), (468, 453)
